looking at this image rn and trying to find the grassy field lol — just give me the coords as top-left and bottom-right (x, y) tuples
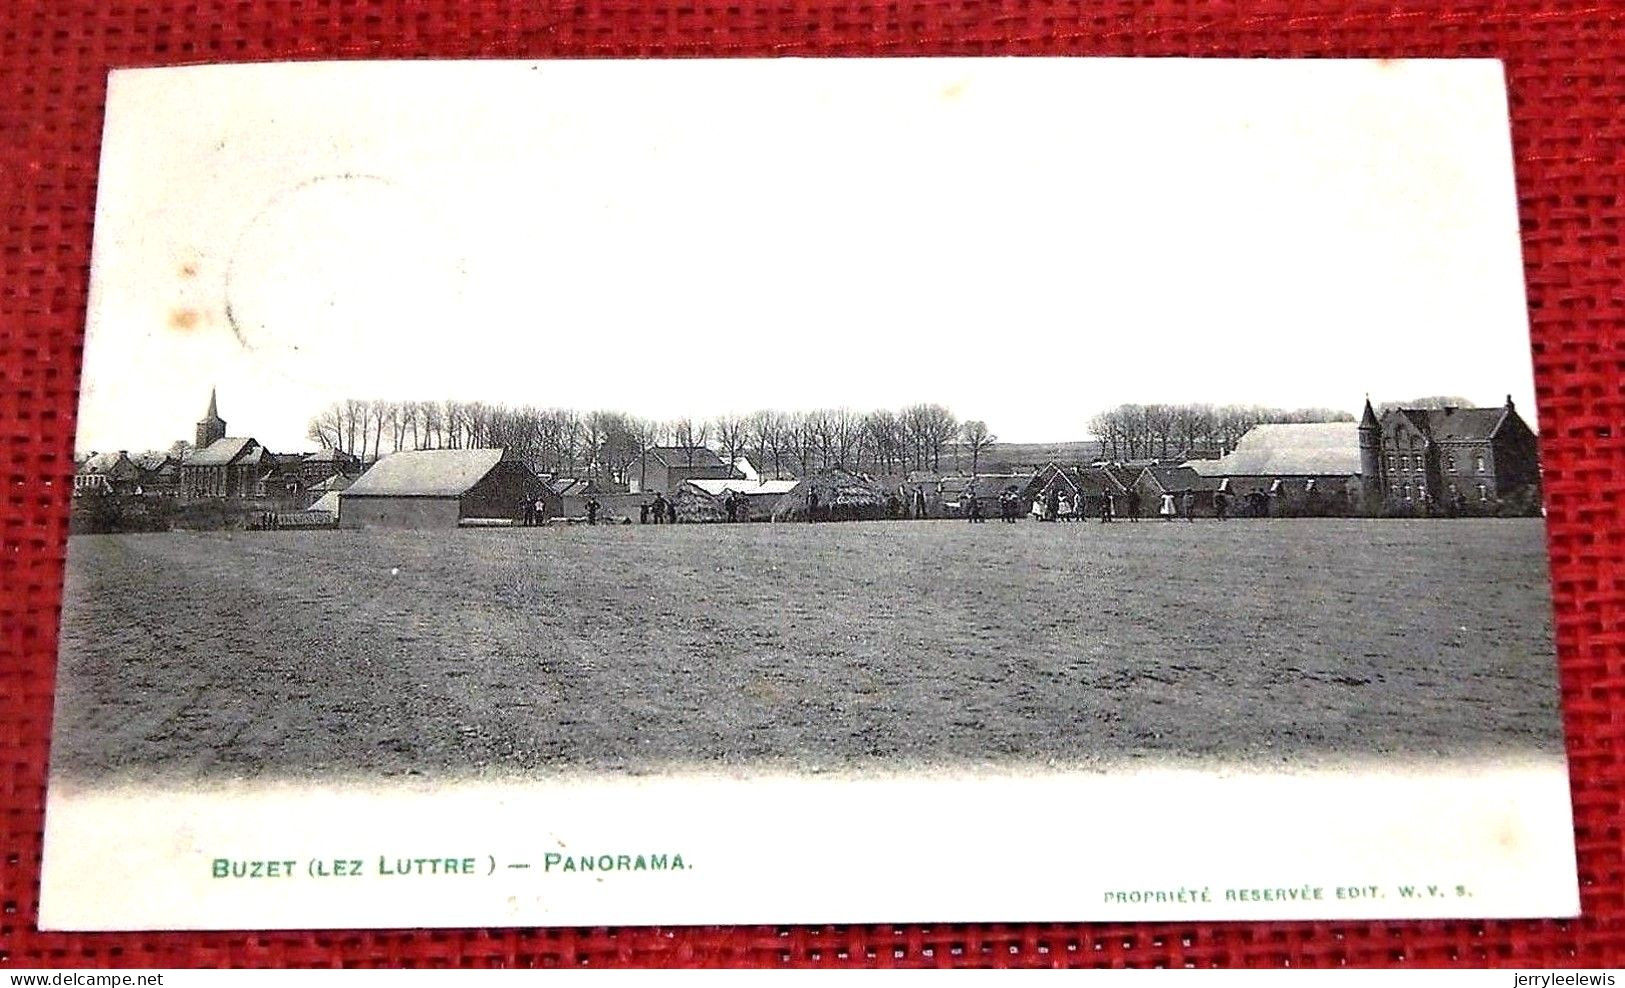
(50, 518), (1563, 782)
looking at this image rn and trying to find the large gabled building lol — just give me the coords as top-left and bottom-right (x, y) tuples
(1359, 396), (1540, 509)
(630, 446), (739, 494)
(1185, 422), (1362, 514)
(338, 448), (543, 529)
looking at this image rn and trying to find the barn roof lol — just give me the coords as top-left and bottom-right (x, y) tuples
(304, 447), (357, 464)
(687, 478), (799, 497)
(307, 472), (355, 493)
(182, 437), (262, 467)
(1140, 464), (1224, 492)
(344, 448), (508, 497)
(1186, 423), (1360, 477)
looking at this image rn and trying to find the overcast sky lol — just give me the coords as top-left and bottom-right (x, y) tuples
(76, 57), (1537, 453)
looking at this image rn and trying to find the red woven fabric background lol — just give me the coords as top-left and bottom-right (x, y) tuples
(2, 0), (1621, 968)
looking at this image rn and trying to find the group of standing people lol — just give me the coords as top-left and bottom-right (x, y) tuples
(639, 493), (677, 525)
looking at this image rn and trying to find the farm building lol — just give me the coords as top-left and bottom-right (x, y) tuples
(338, 448), (544, 529)
(1185, 422), (1361, 515)
(677, 477), (799, 522)
(73, 451), (143, 496)
(1025, 463), (1135, 518)
(1360, 396), (1541, 511)
(630, 446), (740, 494)
(306, 472), (356, 498)
(308, 490), (342, 517)
(1133, 465), (1225, 516)
(135, 454), (183, 497)
(300, 447), (362, 484)
(771, 469), (890, 522)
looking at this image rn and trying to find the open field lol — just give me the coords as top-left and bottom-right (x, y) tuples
(50, 518), (1562, 782)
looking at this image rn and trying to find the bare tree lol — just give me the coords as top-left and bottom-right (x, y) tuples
(711, 414), (749, 472)
(960, 420), (996, 475)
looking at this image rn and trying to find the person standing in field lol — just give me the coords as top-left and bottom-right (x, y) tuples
(1058, 491), (1072, 521)
(1159, 491), (1176, 521)
(1101, 493), (1114, 522)
(640, 501), (650, 524)
(915, 489), (928, 520)
(1214, 489), (1229, 521)
(1045, 487), (1061, 522)
(585, 497), (600, 526)
(666, 498), (677, 524)
(1126, 489), (1141, 521)
(650, 492), (665, 524)
(1180, 489), (1195, 521)
(807, 489), (820, 523)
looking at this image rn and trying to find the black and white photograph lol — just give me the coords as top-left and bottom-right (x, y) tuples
(42, 57), (1577, 930)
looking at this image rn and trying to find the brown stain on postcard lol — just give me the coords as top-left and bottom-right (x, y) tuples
(168, 308), (203, 332)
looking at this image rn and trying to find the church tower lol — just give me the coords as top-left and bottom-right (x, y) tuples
(1358, 395), (1383, 505)
(195, 388), (226, 449)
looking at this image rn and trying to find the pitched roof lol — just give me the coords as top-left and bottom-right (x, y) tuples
(549, 477), (592, 497)
(1140, 464), (1223, 492)
(646, 446), (726, 469)
(344, 448), (509, 497)
(78, 451), (130, 474)
(308, 491), (342, 514)
(1186, 423), (1360, 477)
(1393, 406), (1509, 442)
(307, 472), (356, 493)
(181, 437), (262, 467)
(686, 478), (799, 498)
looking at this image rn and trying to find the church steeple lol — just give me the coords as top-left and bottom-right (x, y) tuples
(195, 388), (226, 448)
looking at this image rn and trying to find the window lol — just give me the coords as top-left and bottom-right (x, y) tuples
(1304, 478), (1317, 492)
(1269, 479), (1283, 494)
(1477, 483), (1488, 501)
(1445, 453), (1456, 473)
(1386, 452), (1395, 470)
(1401, 484), (1411, 501)
(1474, 453), (1486, 473)
(1418, 484), (1427, 501)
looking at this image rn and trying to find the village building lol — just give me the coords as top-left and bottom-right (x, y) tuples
(630, 446), (739, 494)
(177, 391), (273, 498)
(1359, 396), (1540, 509)
(1185, 422), (1362, 514)
(1133, 464), (1224, 516)
(73, 451), (143, 496)
(1025, 462), (1136, 517)
(135, 454), (183, 497)
(299, 447), (362, 484)
(338, 448), (544, 529)
(181, 437), (276, 498)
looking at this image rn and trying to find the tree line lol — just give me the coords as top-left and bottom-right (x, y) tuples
(307, 399), (991, 481)
(307, 398), (1360, 481)
(1085, 403), (1355, 461)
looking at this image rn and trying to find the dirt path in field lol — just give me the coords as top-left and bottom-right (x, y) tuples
(50, 518), (1564, 782)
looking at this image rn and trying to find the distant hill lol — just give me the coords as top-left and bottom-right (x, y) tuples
(971, 440), (1104, 473)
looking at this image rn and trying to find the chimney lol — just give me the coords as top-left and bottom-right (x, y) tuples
(1506, 394), (1515, 409)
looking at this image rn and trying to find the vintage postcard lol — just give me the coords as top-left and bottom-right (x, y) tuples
(42, 57), (1576, 929)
